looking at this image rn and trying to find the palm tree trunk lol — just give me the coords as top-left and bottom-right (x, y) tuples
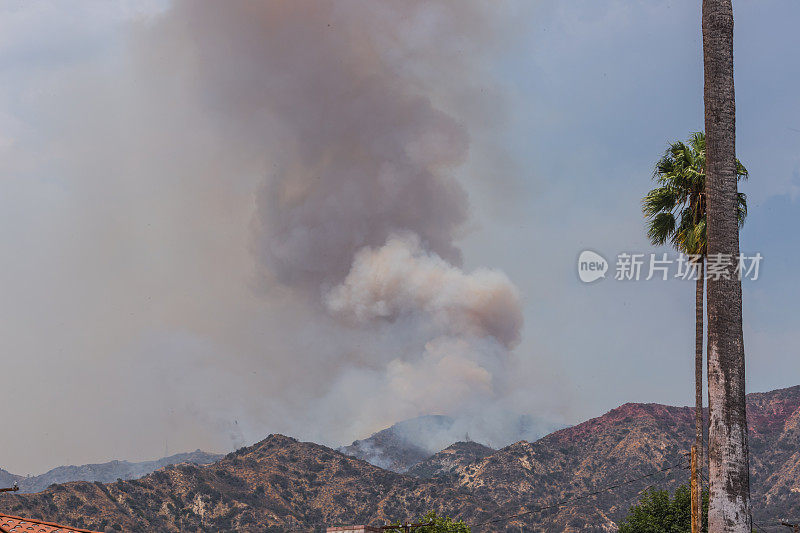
(702, 0), (752, 531)
(694, 256), (704, 532)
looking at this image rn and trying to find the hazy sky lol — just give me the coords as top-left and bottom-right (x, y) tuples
(1, 0), (798, 475)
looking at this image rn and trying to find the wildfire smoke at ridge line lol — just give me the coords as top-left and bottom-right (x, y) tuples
(148, 0), (527, 431)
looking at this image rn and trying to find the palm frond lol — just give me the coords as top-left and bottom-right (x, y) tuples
(647, 212), (677, 246)
(647, 137), (702, 251)
(644, 131), (750, 253)
(654, 155), (676, 182)
(673, 207), (694, 252)
(736, 159), (749, 181)
(689, 131), (705, 152)
(737, 192), (748, 228)
(688, 217), (707, 255)
(642, 186), (679, 217)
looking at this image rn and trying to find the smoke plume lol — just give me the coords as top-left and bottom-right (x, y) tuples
(142, 0), (529, 432)
(152, 1), (475, 291)
(326, 233), (523, 349)
(0, 0), (551, 472)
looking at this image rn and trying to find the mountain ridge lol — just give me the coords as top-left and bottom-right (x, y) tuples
(339, 413), (563, 473)
(0, 450), (222, 494)
(0, 385), (797, 532)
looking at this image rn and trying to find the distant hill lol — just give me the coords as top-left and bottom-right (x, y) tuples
(1, 385), (798, 532)
(0, 434), (472, 532)
(0, 468), (20, 490)
(338, 415), (455, 472)
(1, 450), (221, 494)
(406, 441), (494, 479)
(339, 413), (561, 472)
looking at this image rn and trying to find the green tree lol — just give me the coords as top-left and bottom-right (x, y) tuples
(384, 511), (470, 533)
(642, 131), (747, 520)
(618, 485), (708, 533)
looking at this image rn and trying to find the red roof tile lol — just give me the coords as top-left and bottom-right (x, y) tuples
(0, 514), (102, 533)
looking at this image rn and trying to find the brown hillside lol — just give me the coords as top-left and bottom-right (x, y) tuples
(1, 386), (797, 532)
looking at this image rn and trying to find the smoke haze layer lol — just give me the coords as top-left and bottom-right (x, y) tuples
(163, 1), (474, 291)
(7, 0), (800, 477)
(138, 0), (532, 438)
(0, 0), (554, 473)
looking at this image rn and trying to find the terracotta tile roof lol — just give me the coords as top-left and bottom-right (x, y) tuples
(0, 514), (101, 533)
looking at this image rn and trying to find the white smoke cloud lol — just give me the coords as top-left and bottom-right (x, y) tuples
(386, 337), (496, 412)
(326, 233), (523, 349)
(319, 232), (526, 438)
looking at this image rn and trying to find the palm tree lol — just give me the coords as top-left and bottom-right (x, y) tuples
(702, 0), (752, 531)
(643, 131), (747, 531)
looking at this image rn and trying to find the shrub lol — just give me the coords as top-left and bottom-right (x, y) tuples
(618, 485), (708, 533)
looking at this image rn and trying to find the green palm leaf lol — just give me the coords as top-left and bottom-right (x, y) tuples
(643, 131), (749, 255)
(647, 212), (677, 246)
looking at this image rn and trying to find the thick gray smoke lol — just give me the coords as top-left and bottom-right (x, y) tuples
(152, 1), (475, 291)
(0, 1), (548, 473)
(142, 0), (529, 433)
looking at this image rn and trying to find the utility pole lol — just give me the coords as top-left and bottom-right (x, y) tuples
(690, 445), (701, 533)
